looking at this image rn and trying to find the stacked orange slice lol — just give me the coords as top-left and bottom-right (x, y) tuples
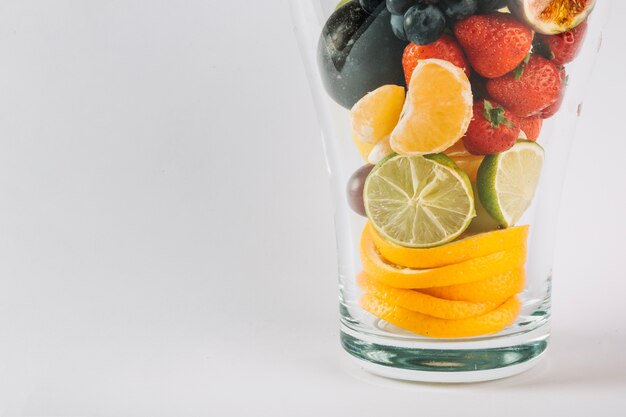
(358, 223), (528, 338)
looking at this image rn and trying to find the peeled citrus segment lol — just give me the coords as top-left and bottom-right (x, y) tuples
(353, 133), (376, 162)
(390, 59), (472, 155)
(367, 136), (393, 164)
(420, 269), (526, 303)
(357, 273), (502, 320)
(360, 230), (527, 289)
(364, 153), (475, 248)
(444, 140), (484, 183)
(477, 140), (545, 227)
(351, 85), (405, 144)
(366, 222), (528, 269)
(361, 294), (521, 338)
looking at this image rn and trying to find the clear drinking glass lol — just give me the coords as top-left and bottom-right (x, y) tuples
(290, 0), (610, 382)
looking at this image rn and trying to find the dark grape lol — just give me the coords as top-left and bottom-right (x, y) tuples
(386, 0), (417, 15)
(476, 0), (507, 13)
(390, 13), (408, 41)
(403, 4), (446, 45)
(346, 164), (374, 217)
(440, 0), (477, 20)
(359, 0), (385, 14)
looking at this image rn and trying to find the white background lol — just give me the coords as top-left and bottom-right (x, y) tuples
(0, 1), (624, 416)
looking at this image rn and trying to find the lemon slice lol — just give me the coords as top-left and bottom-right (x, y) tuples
(364, 153), (475, 248)
(390, 59), (472, 155)
(477, 140), (545, 227)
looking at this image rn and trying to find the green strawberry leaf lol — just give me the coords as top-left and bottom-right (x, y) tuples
(483, 100), (515, 129)
(513, 53), (532, 80)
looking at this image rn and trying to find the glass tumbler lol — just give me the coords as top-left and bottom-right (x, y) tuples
(290, 0), (610, 382)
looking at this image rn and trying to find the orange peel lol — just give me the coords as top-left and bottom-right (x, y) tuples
(360, 294), (521, 338)
(360, 228), (527, 289)
(420, 268), (526, 302)
(366, 222), (529, 269)
(357, 273), (503, 319)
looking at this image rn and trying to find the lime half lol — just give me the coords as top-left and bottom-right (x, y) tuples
(364, 153), (475, 248)
(477, 140), (545, 228)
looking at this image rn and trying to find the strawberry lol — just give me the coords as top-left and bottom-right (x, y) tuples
(534, 20), (588, 66)
(463, 100), (520, 155)
(486, 55), (563, 118)
(453, 13), (533, 79)
(518, 117), (543, 141)
(402, 35), (469, 86)
(536, 66), (567, 119)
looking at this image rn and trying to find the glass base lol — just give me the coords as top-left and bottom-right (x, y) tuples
(341, 322), (549, 383)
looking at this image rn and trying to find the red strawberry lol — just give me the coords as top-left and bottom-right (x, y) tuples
(536, 66), (567, 119)
(463, 100), (521, 155)
(486, 55), (563, 118)
(402, 35), (469, 86)
(535, 20), (588, 66)
(518, 117), (543, 141)
(454, 13), (533, 79)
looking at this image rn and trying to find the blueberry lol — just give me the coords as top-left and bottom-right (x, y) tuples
(403, 4), (446, 45)
(386, 0), (417, 15)
(359, 0), (385, 14)
(476, 0), (507, 12)
(390, 13), (408, 40)
(440, 0), (477, 20)
(387, 0), (445, 14)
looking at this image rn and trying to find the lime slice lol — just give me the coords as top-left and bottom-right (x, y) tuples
(477, 140), (545, 228)
(364, 153), (475, 248)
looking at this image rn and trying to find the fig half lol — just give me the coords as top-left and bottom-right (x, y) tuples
(508, 0), (595, 34)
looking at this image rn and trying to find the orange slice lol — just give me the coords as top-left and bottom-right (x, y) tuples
(360, 294), (521, 338)
(351, 85), (405, 144)
(420, 269), (526, 303)
(366, 222), (528, 269)
(357, 273), (502, 319)
(390, 59), (472, 155)
(360, 226), (527, 289)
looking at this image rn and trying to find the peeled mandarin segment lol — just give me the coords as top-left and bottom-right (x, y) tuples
(367, 135), (392, 165)
(350, 85), (405, 144)
(390, 59), (473, 155)
(366, 222), (528, 269)
(360, 230), (527, 289)
(420, 269), (526, 303)
(444, 140), (484, 183)
(353, 133), (376, 162)
(360, 294), (521, 338)
(357, 273), (502, 320)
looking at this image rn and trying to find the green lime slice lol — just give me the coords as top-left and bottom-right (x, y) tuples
(364, 153), (475, 248)
(335, 0), (352, 9)
(477, 140), (545, 228)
